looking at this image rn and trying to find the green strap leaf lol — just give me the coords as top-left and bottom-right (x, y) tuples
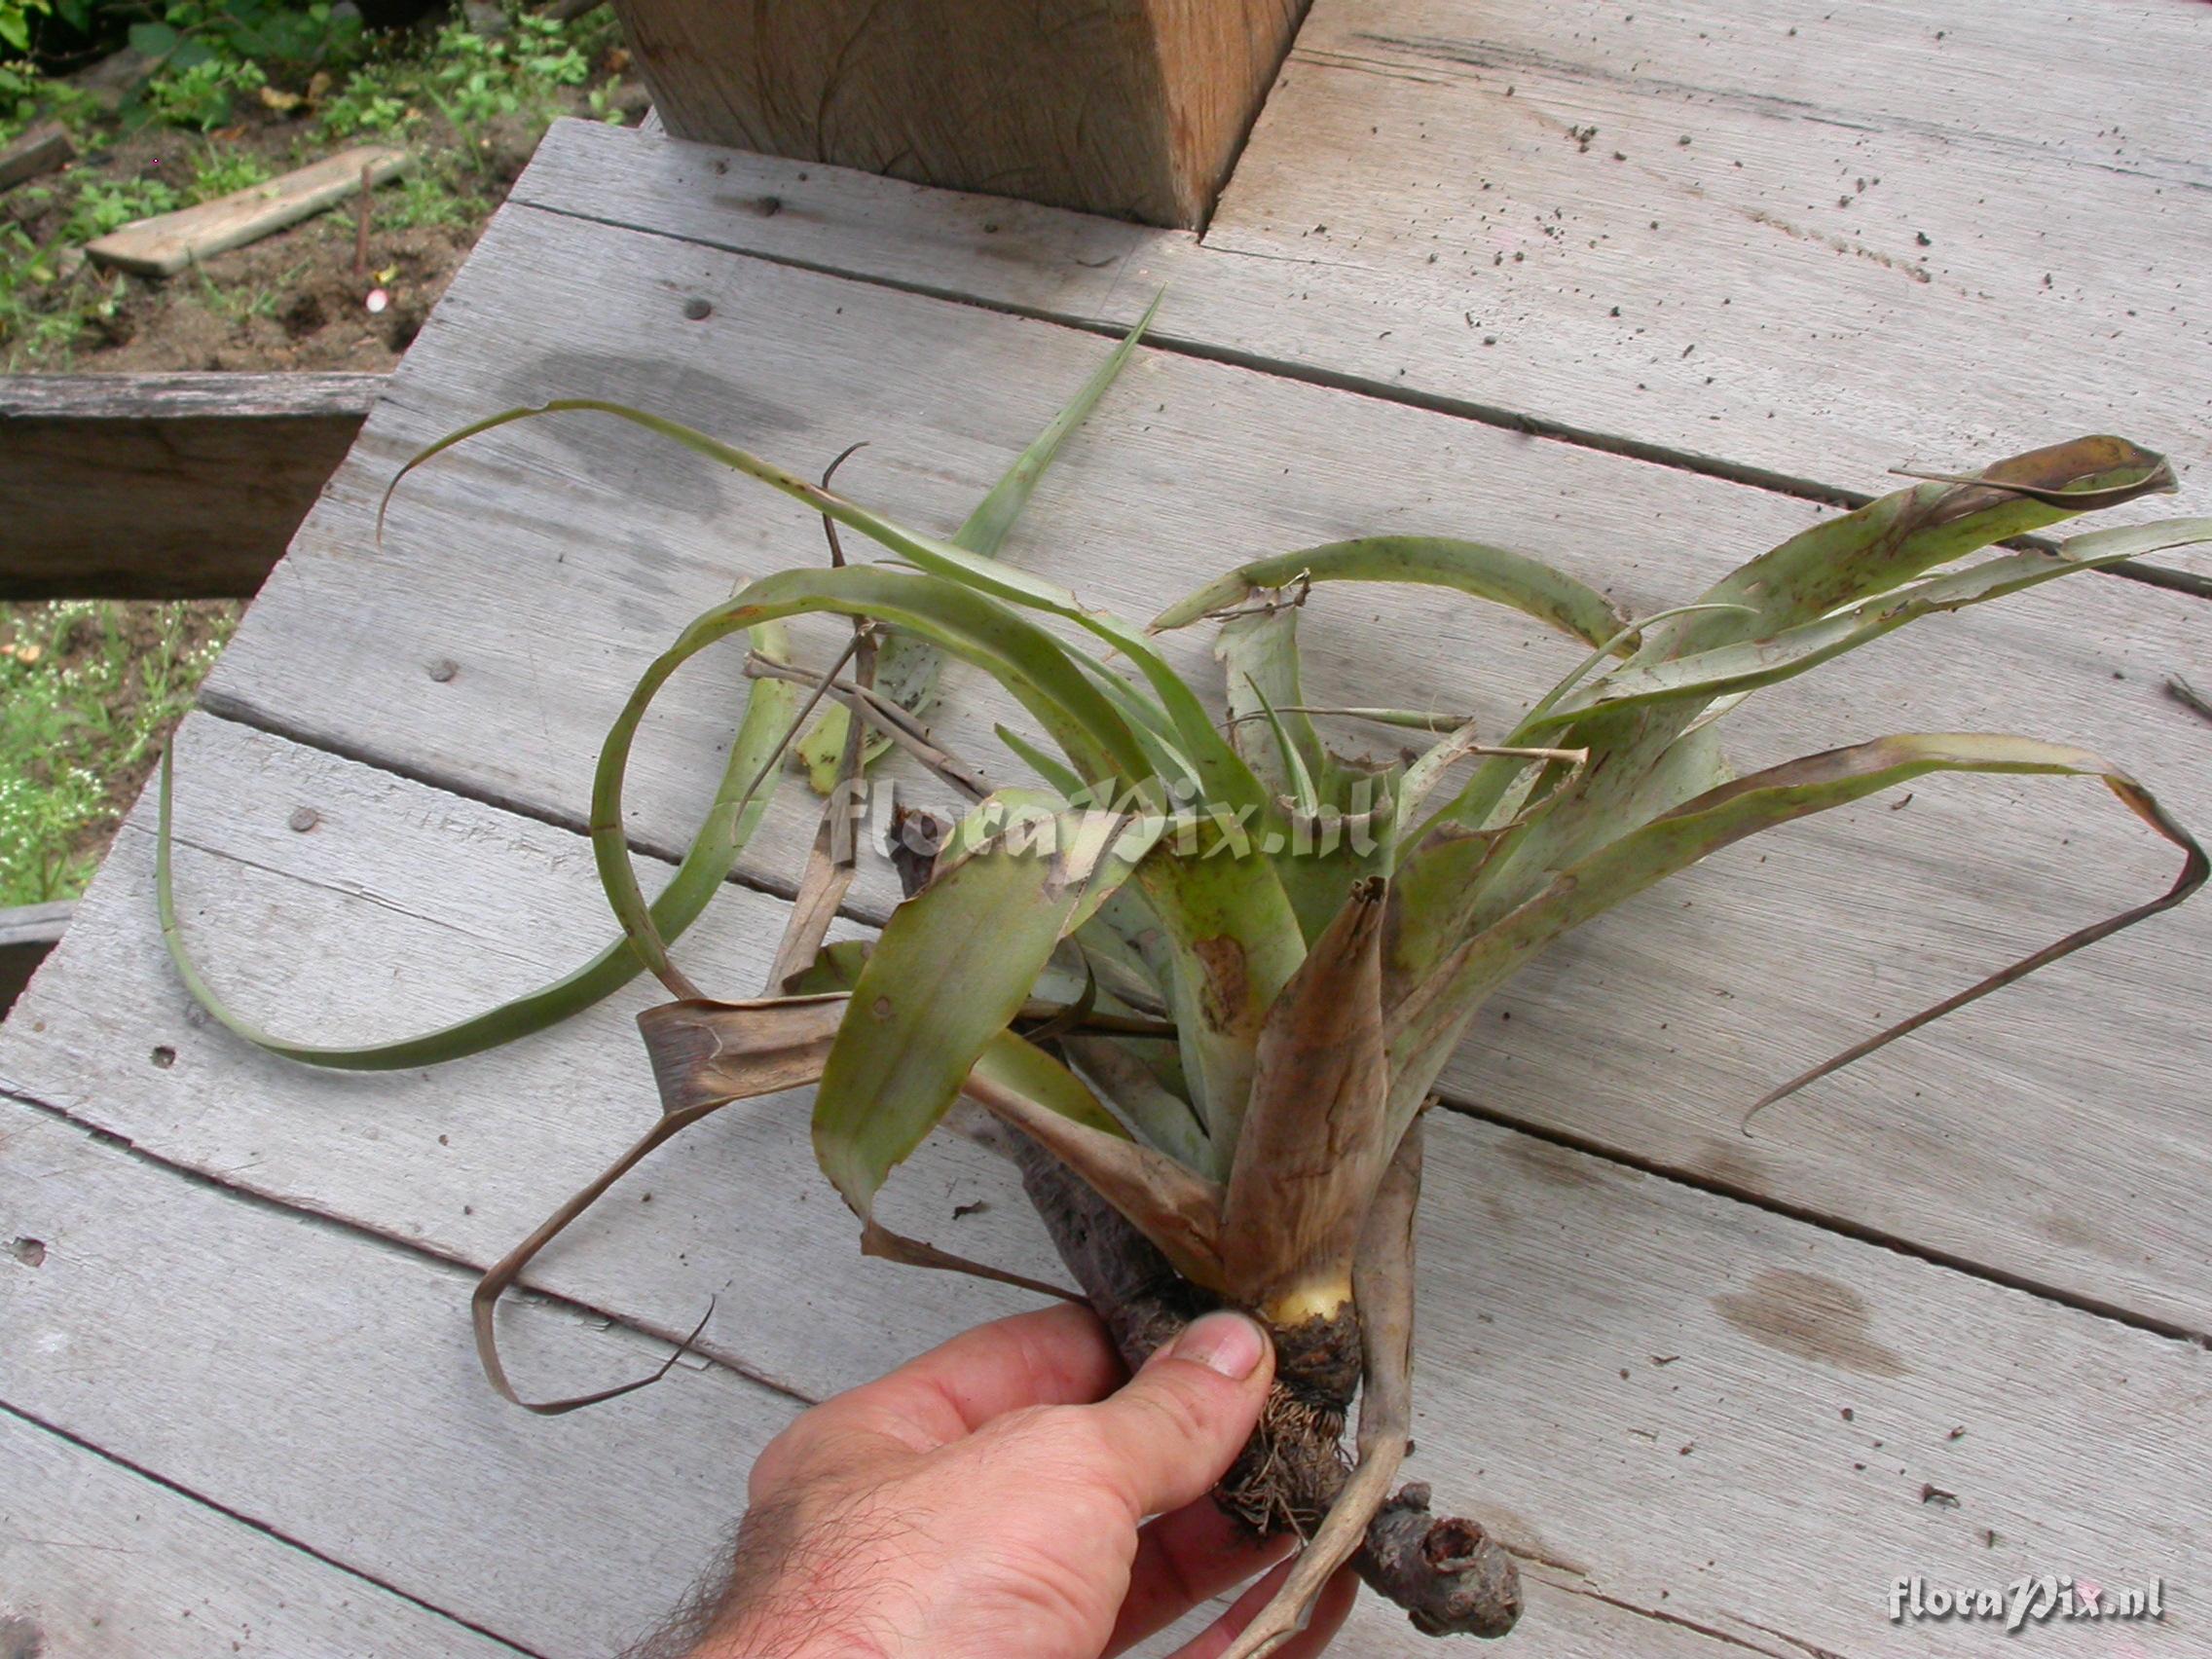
(1131, 837), (1309, 1147)
(812, 803), (1164, 1220)
(958, 292), (1163, 558)
(1537, 519), (2212, 730)
(1386, 732), (2206, 1131)
(1216, 607), (1324, 801)
(384, 395), (1268, 820)
(1151, 535), (1633, 650)
(156, 623), (802, 1070)
(994, 722), (1088, 798)
(1658, 435), (2176, 659)
(795, 294), (1163, 789)
(587, 566), (1160, 989)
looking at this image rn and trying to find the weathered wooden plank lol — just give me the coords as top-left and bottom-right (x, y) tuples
(1201, 0), (2212, 497)
(85, 146), (408, 277)
(0, 1101), (1720, 1659)
(197, 199), (2212, 1329)
(0, 122), (74, 193)
(0, 1409), (521, 1659)
(612, 0), (1307, 228)
(0, 372), (382, 599)
(0, 900), (71, 1018)
(3, 722), (2204, 1654)
(0, 1102), (791, 1659)
(514, 101), (2212, 521)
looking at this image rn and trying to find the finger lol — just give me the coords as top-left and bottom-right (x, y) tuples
(770, 1304), (1124, 1477)
(1165, 1561), (1360, 1659)
(1105, 1499), (1290, 1657)
(1062, 1310), (1275, 1522)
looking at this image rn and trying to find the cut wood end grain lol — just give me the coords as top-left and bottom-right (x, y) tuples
(85, 144), (409, 277)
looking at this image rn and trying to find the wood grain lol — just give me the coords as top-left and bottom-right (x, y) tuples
(3, 718), (2205, 1654)
(85, 146), (406, 276)
(0, 1100), (797, 1658)
(195, 198), (2212, 1332)
(609, 0), (1307, 228)
(0, 1098), (1739, 1659)
(0, 1409), (519, 1659)
(1204, 0), (2212, 497)
(0, 372), (381, 599)
(516, 87), (2212, 523)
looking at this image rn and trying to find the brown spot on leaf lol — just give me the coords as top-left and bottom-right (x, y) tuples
(870, 995), (893, 1019)
(1714, 1269), (1908, 1378)
(1191, 935), (1248, 1032)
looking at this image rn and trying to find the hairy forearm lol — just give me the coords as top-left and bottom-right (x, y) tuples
(629, 1496), (899, 1659)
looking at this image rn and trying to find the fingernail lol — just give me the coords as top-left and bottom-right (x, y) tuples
(1168, 1311), (1268, 1380)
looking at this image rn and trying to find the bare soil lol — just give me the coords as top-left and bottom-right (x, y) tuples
(6, 104), (579, 372)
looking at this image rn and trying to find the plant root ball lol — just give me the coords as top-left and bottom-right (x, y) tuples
(1218, 1307), (1362, 1537)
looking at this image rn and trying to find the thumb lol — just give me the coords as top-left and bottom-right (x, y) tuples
(1071, 1310), (1275, 1521)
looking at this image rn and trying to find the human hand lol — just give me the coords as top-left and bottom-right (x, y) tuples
(676, 1304), (1357, 1659)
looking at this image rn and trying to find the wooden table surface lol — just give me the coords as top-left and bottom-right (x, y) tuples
(5, 2), (2209, 1653)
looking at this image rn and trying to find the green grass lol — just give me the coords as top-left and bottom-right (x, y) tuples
(0, 601), (237, 904)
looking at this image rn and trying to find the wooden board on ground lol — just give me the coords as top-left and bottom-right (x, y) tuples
(0, 121), (74, 192)
(3, 718), (2205, 1655)
(85, 145), (407, 277)
(0, 372), (382, 599)
(192, 185), (2212, 1335)
(0, 1408), (519, 1659)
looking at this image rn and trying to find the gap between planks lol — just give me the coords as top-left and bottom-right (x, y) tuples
(75, 708), (2212, 1356)
(0, 1094), (1788, 1658)
(0, 1398), (540, 1659)
(14, 716), (2205, 1656)
(187, 203), (2212, 1339)
(507, 152), (2208, 604)
(0, 1076), (818, 1418)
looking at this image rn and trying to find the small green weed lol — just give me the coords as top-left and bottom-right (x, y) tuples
(0, 57), (98, 144)
(59, 170), (180, 240)
(187, 141), (273, 202)
(315, 62), (411, 139)
(142, 54), (265, 129)
(386, 156), (480, 229)
(190, 255), (298, 320)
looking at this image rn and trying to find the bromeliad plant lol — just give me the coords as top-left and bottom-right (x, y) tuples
(163, 313), (2208, 1652)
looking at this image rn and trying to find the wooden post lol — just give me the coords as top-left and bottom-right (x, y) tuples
(608, 0), (1309, 229)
